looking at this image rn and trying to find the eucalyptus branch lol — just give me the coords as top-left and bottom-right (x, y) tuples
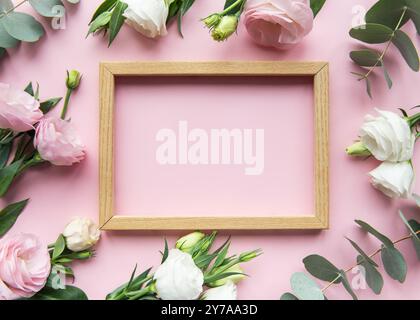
(0, 0), (28, 18)
(321, 230), (420, 294)
(357, 7), (408, 81)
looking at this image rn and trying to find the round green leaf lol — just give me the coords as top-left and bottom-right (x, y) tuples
(28, 0), (64, 18)
(0, 23), (19, 48)
(392, 30), (420, 71)
(365, 0), (410, 29)
(381, 246), (407, 283)
(290, 272), (324, 301)
(303, 254), (341, 283)
(357, 256), (383, 295)
(280, 292), (299, 300)
(350, 50), (382, 67)
(1, 12), (44, 42)
(350, 23), (393, 44)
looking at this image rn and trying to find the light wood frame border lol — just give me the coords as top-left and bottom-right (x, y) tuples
(99, 61), (329, 231)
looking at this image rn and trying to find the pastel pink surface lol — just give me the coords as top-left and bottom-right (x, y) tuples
(1, 0), (420, 300)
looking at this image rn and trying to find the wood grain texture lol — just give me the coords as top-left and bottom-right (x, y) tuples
(99, 61), (329, 230)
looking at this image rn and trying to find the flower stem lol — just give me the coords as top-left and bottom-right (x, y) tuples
(221, 0), (245, 15)
(321, 230), (420, 294)
(61, 88), (73, 120)
(358, 7), (408, 81)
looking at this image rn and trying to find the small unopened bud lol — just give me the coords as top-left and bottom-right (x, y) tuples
(211, 15), (238, 42)
(209, 264), (245, 287)
(66, 70), (82, 90)
(203, 14), (221, 29)
(346, 141), (371, 157)
(239, 249), (262, 262)
(176, 231), (206, 252)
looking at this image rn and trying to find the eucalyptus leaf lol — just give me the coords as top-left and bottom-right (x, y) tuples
(408, 219), (420, 260)
(381, 245), (407, 283)
(382, 62), (393, 89)
(303, 254), (341, 283)
(355, 220), (394, 248)
(339, 270), (358, 300)
(108, 1), (127, 47)
(406, 0), (420, 34)
(349, 23), (393, 44)
(365, 77), (373, 99)
(1, 12), (44, 42)
(0, 23), (19, 48)
(350, 49), (382, 67)
(310, 0), (326, 17)
(0, 0), (13, 12)
(365, 0), (410, 29)
(346, 237), (378, 267)
(280, 292), (299, 300)
(28, 0), (63, 18)
(0, 159), (23, 197)
(392, 30), (420, 71)
(290, 272), (324, 301)
(0, 199), (29, 236)
(27, 285), (88, 300)
(357, 255), (383, 295)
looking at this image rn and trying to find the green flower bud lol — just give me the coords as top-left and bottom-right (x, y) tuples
(211, 15), (238, 42)
(346, 141), (371, 157)
(66, 70), (82, 90)
(176, 231), (206, 252)
(239, 249), (262, 262)
(209, 264), (245, 287)
(203, 14), (221, 29)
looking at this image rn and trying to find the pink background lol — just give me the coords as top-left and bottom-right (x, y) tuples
(2, 0), (420, 299)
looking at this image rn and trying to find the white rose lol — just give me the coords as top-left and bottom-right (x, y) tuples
(202, 281), (237, 300)
(360, 109), (415, 162)
(369, 161), (415, 199)
(63, 217), (100, 252)
(123, 0), (169, 38)
(154, 249), (203, 300)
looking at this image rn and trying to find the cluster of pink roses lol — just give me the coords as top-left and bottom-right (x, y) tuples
(0, 74), (85, 167)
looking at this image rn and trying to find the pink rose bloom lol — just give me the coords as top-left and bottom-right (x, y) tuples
(34, 117), (85, 166)
(243, 0), (314, 49)
(0, 83), (43, 132)
(0, 234), (51, 300)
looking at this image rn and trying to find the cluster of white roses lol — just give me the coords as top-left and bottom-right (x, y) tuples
(107, 231), (261, 300)
(347, 108), (419, 199)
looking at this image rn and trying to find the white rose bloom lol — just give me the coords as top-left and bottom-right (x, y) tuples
(154, 249), (204, 300)
(369, 161), (415, 199)
(63, 217), (100, 252)
(202, 281), (237, 300)
(360, 109), (415, 162)
(123, 0), (169, 38)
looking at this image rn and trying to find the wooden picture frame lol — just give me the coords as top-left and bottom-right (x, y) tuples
(99, 61), (329, 231)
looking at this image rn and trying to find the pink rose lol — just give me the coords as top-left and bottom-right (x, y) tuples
(0, 83), (43, 132)
(0, 234), (51, 300)
(243, 0), (314, 49)
(34, 117), (85, 166)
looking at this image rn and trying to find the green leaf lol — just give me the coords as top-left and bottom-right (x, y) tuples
(161, 238), (169, 263)
(339, 270), (358, 300)
(87, 11), (112, 37)
(346, 237), (378, 267)
(108, 1), (127, 47)
(0, 199), (29, 236)
(310, 0), (326, 17)
(1, 12), (44, 42)
(382, 61), (393, 89)
(357, 255), (383, 295)
(0, 23), (19, 48)
(381, 245), (407, 283)
(52, 234), (66, 260)
(0, 159), (23, 197)
(408, 219), (420, 260)
(0, 1), (13, 12)
(90, 0), (118, 23)
(0, 142), (11, 168)
(40, 97), (62, 114)
(303, 254), (341, 283)
(204, 271), (245, 284)
(27, 285), (88, 300)
(212, 241), (230, 269)
(355, 220), (394, 248)
(290, 272), (324, 300)
(392, 30), (420, 71)
(28, 0), (64, 18)
(0, 47), (5, 58)
(349, 23), (394, 44)
(280, 292), (299, 300)
(350, 49), (382, 67)
(177, 0), (196, 37)
(24, 82), (34, 96)
(406, 0), (420, 34)
(167, 0), (181, 22)
(365, 0), (410, 29)
(365, 77), (373, 99)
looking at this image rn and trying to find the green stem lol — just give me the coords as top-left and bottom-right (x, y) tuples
(16, 153), (45, 176)
(359, 7), (408, 81)
(0, 0), (28, 18)
(61, 88), (73, 120)
(221, 0), (245, 15)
